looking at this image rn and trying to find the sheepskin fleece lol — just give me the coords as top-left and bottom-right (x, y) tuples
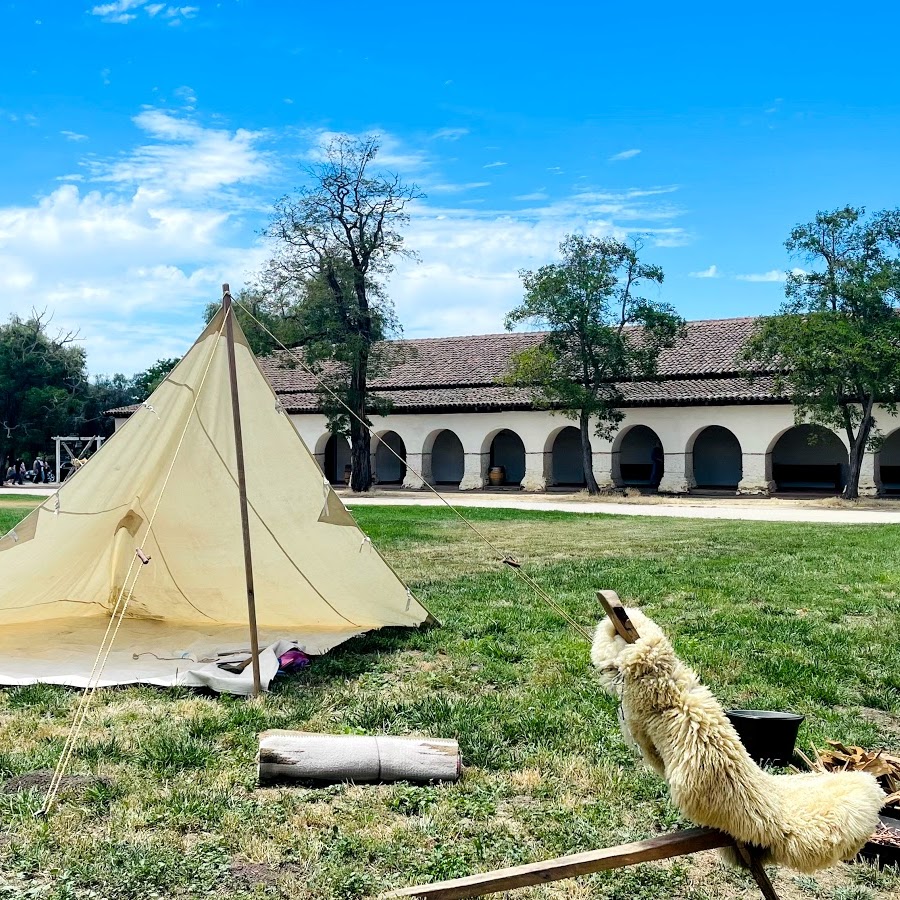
(591, 609), (885, 873)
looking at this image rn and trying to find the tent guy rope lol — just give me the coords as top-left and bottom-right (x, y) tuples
(234, 299), (595, 644)
(40, 312), (229, 815)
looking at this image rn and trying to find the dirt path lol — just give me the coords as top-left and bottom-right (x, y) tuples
(341, 491), (900, 524)
(6, 485), (900, 524)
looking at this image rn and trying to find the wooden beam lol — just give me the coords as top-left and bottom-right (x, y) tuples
(222, 284), (262, 698)
(381, 828), (732, 899)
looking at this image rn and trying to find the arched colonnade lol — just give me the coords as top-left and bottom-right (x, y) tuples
(306, 414), (900, 497)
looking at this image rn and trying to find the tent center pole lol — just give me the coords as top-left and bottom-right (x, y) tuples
(222, 283), (262, 698)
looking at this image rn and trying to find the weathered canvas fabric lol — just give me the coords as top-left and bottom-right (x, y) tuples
(0, 309), (430, 692)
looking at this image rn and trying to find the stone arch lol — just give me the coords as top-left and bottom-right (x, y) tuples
(612, 424), (664, 488)
(428, 429), (464, 486)
(876, 428), (900, 495)
(689, 425), (742, 490)
(484, 428), (526, 486)
(548, 425), (585, 487)
(313, 432), (332, 458)
(321, 432), (351, 485)
(373, 431), (406, 485)
(769, 424), (847, 493)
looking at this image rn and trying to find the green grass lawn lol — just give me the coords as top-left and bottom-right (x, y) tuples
(0, 505), (898, 900)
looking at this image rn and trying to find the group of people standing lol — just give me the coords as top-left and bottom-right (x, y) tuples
(2, 457), (52, 486)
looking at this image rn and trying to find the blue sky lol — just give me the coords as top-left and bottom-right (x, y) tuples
(2, 0), (899, 374)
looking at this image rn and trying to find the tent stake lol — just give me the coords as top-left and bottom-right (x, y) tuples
(222, 284), (262, 698)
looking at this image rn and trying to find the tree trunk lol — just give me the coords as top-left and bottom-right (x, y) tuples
(348, 352), (372, 493)
(349, 416), (371, 493)
(347, 276), (373, 494)
(843, 400), (875, 500)
(579, 410), (599, 495)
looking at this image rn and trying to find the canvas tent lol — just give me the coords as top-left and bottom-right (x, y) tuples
(0, 307), (432, 693)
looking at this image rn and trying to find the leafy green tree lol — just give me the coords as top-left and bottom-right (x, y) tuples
(505, 235), (685, 494)
(133, 358), (180, 398)
(0, 312), (86, 468)
(204, 275), (404, 433)
(203, 288), (303, 357)
(78, 358), (181, 440)
(78, 373), (140, 438)
(744, 206), (900, 500)
(261, 135), (422, 492)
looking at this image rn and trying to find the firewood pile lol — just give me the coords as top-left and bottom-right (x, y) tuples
(796, 741), (900, 811)
(872, 820), (900, 850)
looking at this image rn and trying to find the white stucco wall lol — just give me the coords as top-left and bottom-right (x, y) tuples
(114, 402), (900, 496)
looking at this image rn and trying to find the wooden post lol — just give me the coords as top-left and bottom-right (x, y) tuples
(222, 284), (262, 698)
(597, 590), (640, 643)
(734, 842), (781, 900)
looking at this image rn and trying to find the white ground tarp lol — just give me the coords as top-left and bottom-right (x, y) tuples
(0, 309), (431, 693)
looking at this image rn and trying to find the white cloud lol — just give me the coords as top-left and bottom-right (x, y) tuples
(0, 120), (688, 374)
(89, 0), (144, 23)
(304, 129), (428, 173)
(429, 182), (490, 194)
(89, 1), (198, 23)
(0, 110), (271, 374)
(483, 161), (507, 169)
(689, 264), (719, 278)
(61, 130), (89, 142)
(431, 127), (468, 141)
(515, 191), (549, 201)
(736, 269), (785, 282)
(388, 187), (687, 338)
(86, 109), (272, 193)
(609, 148), (641, 162)
(736, 267), (806, 283)
(163, 6), (198, 23)
(173, 85), (197, 109)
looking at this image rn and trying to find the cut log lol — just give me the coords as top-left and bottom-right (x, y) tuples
(258, 730), (461, 785)
(381, 827), (733, 899)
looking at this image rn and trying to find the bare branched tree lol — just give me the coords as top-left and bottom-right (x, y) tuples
(262, 135), (423, 492)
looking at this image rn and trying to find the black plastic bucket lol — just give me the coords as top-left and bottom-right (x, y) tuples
(725, 709), (804, 766)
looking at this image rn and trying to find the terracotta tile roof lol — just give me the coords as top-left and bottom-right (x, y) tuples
(621, 375), (783, 405)
(107, 316), (780, 417)
(257, 317), (762, 392)
(270, 376), (784, 413)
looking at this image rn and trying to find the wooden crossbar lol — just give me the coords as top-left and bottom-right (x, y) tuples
(381, 828), (733, 899)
